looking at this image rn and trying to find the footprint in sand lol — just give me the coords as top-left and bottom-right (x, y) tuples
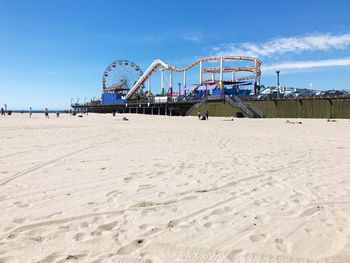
(97, 221), (118, 231)
(299, 206), (321, 217)
(124, 176), (133, 182)
(0, 195), (8, 200)
(139, 224), (149, 230)
(226, 249), (243, 261)
(203, 222), (212, 228)
(117, 239), (147, 255)
(14, 200), (30, 208)
(7, 233), (17, 239)
(274, 238), (291, 253)
(249, 233), (269, 243)
(36, 252), (61, 263)
(106, 189), (121, 197)
(90, 230), (102, 237)
(13, 217), (27, 224)
(80, 221), (89, 228)
(73, 232), (85, 241)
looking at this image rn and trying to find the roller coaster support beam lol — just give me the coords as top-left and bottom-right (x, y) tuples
(170, 70), (173, 98)
(161, 69), (165, 95)
(254, 59), (258, 95)
(200, 61), (203, 84)
(183, 71), (186, 96)
(148, 77), (151, 99)
(232, 71), (235, 82)
(220, 57), (224, 88)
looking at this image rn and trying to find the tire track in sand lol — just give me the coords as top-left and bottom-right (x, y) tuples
(0, 140), (111, 186)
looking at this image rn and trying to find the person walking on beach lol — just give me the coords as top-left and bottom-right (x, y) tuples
(29, 107), (32, 118)
(205, 110), (209, 120)
(197, 111), (201, 119)
(0, 108), (4, 116)
(44, 108), (49, 119)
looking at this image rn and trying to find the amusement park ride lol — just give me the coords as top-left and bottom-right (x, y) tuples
(101, 56), (261, 103)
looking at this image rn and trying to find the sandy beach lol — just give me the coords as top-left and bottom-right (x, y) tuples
(0, 113), (350, 262)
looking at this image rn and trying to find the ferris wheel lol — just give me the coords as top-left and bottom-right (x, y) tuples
(102, 60), (143, 94)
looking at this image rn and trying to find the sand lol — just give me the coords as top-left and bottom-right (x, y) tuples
(0, 113), (350, 263)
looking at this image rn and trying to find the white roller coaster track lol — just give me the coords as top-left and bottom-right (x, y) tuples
(125, 56), (261, 99)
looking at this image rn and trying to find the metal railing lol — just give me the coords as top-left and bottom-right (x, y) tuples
(225, 96), (254, 117)
(185, 97), (207, 116)
(232, 95), (264, 117)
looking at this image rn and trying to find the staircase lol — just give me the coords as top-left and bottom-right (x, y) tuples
(185, 95), (264, 118)
(225, 95), (264, 118)
(185, 98), (206, 116)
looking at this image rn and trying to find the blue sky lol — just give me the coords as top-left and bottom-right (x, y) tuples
(1, 0), (350, 110)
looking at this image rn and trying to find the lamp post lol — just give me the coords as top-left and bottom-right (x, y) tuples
(276, 71), (280, 98)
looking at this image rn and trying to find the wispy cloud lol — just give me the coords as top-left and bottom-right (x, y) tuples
(178, 31), (202, 43)
(263, 57), (350, 73)
(213, 33), (350, 57)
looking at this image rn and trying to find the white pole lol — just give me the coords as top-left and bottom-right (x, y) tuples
(161, 69), (164, 95)
(254, 59), (258, 84)
(184, 71), (186, 87)
(148, 77), (151, 95)
(183, 71), (186, 96)
(169, 70), (173, 97)
(199, 61), (203, 84)
(212, 72), (215, 81)
(220, 57), (223, 82)
(232, 71), (235, 82)
(254, 59), (258, 95)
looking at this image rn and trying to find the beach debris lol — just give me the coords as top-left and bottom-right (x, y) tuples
(285, 120), (302, 124)
(167, 220), (179, 228)
(66, 254), (79, 260)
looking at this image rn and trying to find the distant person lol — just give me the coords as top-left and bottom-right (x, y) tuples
(197, 111), (201, 119)
(56, 111), (60, 117)
(205, 110), (209, 120)
(45, 108), (49, 119)
(29, 107), (32, 118)
(1, 108), (4, 116)
(69, 109), (72, 116)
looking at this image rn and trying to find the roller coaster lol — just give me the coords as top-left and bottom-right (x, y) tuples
(102, 56), (261, 100)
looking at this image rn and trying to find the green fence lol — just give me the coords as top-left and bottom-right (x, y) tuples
(250, 99), (350, 118)
(188, 98), (350, 118)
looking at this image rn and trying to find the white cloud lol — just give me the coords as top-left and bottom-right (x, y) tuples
(214, 33), (350, 57)
(179, 31), (202, 43)
(182, 35), (201, 42)
(263, 57), (350, 73)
